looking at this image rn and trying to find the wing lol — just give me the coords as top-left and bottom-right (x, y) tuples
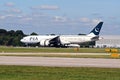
(49, 36), (61, 47)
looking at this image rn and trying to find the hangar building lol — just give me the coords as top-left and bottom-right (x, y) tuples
(96, 35), (120, 48)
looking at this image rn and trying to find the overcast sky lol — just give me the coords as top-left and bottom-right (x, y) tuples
(0, 0), (120, 35)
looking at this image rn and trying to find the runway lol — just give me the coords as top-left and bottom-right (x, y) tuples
(0, 56), (120, 68)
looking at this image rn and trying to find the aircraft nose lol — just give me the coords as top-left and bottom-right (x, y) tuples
(20, 39), (24, 42)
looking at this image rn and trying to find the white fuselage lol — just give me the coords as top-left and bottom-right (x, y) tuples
(20, 35), (57, 44)
(59, 35), (92, 44)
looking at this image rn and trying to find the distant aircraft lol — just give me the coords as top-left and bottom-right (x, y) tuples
(20, 22), (103, 47)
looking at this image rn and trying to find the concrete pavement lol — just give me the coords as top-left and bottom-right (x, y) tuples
(0, 56), (120, 68)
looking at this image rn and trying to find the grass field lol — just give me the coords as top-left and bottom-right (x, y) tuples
(0, 65), (120, 80)
(0, 53), (116, 58)
(0, 47), (119, 80)
(0, 46), (119, 58)
(0, 46), (112, 53)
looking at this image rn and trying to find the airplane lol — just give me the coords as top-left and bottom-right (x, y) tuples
(20, 22), (103, 47)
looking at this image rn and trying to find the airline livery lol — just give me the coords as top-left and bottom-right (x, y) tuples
(20, 22), (103, 47)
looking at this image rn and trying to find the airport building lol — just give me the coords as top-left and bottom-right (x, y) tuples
(96, 35), (120, 48)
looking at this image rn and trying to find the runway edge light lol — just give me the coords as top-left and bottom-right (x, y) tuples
(111, 53), (119, 58)
(105, 48), (119, 58)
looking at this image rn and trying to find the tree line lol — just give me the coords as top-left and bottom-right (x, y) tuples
(0, 29), (38, 46)
(0, 29), (25, 46)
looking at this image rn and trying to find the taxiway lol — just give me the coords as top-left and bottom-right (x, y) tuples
(0, 56), (120, 68)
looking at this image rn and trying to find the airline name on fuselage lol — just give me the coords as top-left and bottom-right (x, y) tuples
(30, 37), (38, 41)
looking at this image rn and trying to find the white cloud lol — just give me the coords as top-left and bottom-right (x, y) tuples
(32, 12), (48, 17)
(4, 2), (14, 7)
(0, 14), (15, 19)
(91, 19), (102, 25)
(79, 17), (102, 26)
(80, 18), (90, 23)
(31, 5), (59, 10)
(4, 8), (22, 14)
(11, 8), (22, 13)
(108, 16), (117, 20)
(80, 17), (102, 24)
(21, 17), (32, 21)
(53, 16), (67, 22)
(0, 16), (6, 19)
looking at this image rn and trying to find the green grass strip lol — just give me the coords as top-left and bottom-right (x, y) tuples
(0, 65), (120, 80)
(0, 46), (113, 53)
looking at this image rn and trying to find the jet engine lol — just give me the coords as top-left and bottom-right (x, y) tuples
(40, 39), (50, 46)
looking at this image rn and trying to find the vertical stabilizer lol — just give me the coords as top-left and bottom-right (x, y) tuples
(87, 22), (103, 37)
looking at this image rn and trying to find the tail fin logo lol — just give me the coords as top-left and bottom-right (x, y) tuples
(95, 28), (99, 32)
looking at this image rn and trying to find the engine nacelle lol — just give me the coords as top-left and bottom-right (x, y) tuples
(40, 39), (50, 46)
